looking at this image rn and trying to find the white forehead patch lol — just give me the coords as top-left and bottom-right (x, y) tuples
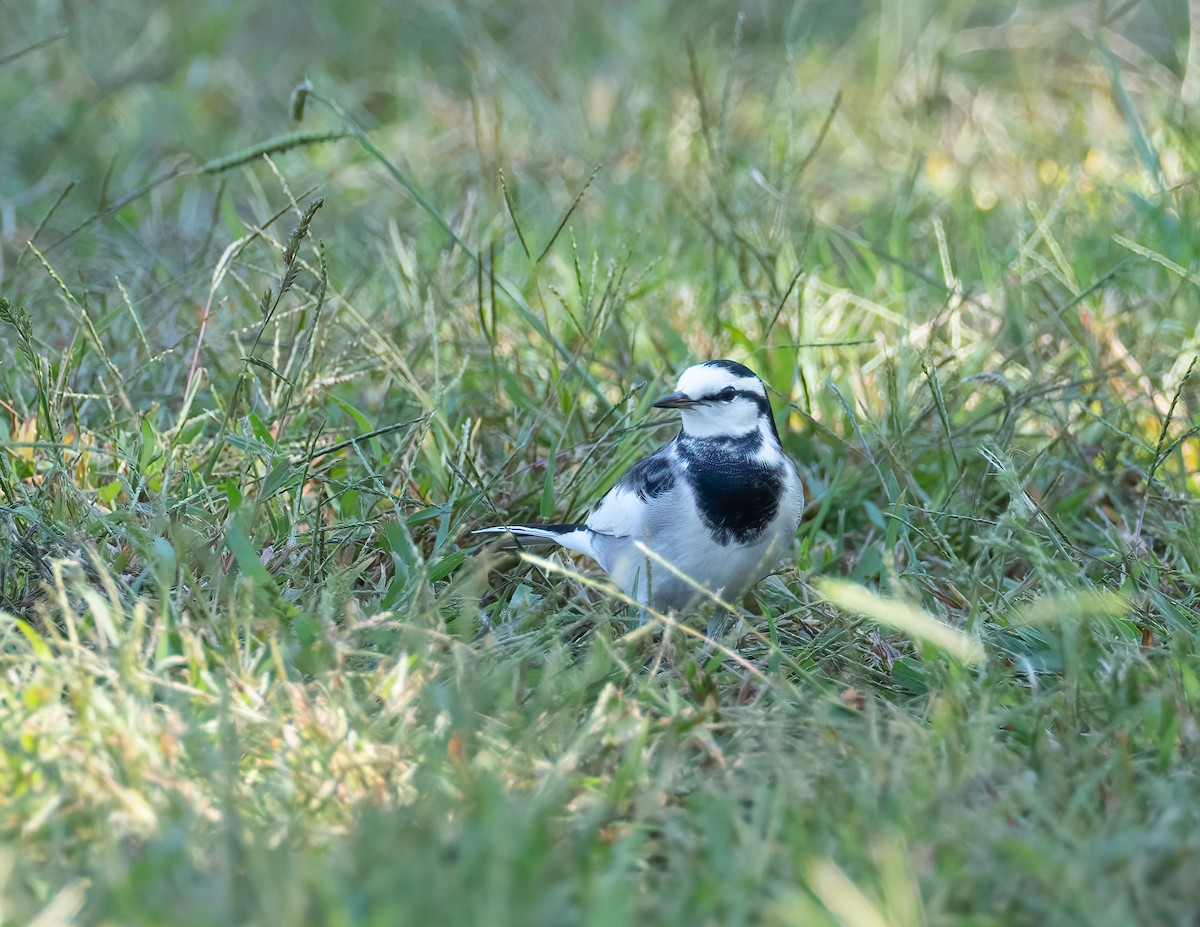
(676, 362), (763, 399)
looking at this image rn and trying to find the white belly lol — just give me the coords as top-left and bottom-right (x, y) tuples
(606, 474), (801, 612)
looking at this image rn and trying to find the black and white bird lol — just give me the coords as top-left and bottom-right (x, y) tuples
(477, 360), (803, 613)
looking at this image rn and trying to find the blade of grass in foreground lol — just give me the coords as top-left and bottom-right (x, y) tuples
(815, 579), (984, 666)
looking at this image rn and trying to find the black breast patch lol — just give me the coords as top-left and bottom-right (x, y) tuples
(678, 437), (782, 546)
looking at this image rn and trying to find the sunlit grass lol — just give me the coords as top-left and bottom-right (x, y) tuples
(3, 1), (1200, 924)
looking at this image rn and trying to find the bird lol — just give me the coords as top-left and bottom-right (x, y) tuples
(476, 360), (803, 613)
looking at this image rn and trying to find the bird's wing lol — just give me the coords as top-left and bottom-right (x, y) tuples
(585, 443), (678, 539)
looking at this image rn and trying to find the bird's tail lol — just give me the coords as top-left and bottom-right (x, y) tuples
(473, 523), (597, 560)
(473, 523), (585, 546)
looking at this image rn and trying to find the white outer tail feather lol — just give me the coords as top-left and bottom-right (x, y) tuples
(473, 525), (599, 562)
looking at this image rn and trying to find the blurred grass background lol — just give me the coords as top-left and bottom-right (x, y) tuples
(2, 0), (1200, 924)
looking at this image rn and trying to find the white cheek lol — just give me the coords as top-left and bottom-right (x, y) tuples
(680, 400), (760, 436)
(754, 422), (785, 461)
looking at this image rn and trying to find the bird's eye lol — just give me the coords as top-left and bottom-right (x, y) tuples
(720, 387), (737, 401)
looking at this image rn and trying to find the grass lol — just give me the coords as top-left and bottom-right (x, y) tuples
(2, 0), (1199, 923)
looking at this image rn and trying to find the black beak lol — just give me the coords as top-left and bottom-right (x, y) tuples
(652, 390), (697, 410)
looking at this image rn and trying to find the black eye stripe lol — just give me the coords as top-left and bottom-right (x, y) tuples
(703, 388), (760, 403)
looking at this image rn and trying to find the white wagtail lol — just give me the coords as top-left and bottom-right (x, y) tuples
(478, 360), (803, 613)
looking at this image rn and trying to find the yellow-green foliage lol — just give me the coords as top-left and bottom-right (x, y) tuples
(2, 1), (1199, 924)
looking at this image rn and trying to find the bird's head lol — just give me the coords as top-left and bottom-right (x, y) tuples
(653, 359), (780, 440)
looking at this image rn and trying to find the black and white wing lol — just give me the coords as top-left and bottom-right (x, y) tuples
(583, 444), (680, 559)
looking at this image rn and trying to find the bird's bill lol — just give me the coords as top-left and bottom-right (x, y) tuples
(652, 390), (698, 409)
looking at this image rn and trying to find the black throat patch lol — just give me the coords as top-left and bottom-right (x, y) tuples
(676, 432), (783, 546)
